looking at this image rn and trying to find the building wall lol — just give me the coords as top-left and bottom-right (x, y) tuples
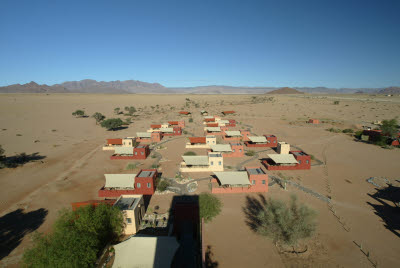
(222, 136), (241, 141)
(212, 185), (268, 193)
(185, 143), (210, 149)
(151, 132), (163, 142)
(262, 160), (310, 170)
(277, 143), (290, 154)
(102, 146), (116, 151)
(120, 196), (145, 235)
(292, 151), (311, 169)
(223, 144), (244, 157)
(245, 142), (274, 147)
(241, 130), (251, 142)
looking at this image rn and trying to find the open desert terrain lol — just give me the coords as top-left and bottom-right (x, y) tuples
(0, 93), (399, 267)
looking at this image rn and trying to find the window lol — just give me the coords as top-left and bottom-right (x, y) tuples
(252, 180), (256, 185)
(207, 141), (209, 144)
(137, 183), (141, 188)
(298, 160), (301, 164)
(239, 149), (242, 152)
(211, 161), (214, 165)
(147, 183), (151, 188)
(306, 160), (309, 164)
(135, 151), (138, 155)
(262, 180), (266, 184)
(273, 140), (276, 143)
(127, 218), (132, 224)
(218, 161), (221, 165)
(141, 152), (144, 155)
(232, 149), (235, 152)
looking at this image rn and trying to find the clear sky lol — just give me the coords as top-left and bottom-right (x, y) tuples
(0, 0), (399, 88)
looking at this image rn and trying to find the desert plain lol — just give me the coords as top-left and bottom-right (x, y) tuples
(0, 93), (399, 267)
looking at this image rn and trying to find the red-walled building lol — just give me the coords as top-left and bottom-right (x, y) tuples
(211, 166), (268, 194)
(245, 134), (278, 147)
(222, 111), (235, 116)
(71, 199), (115, 211)
(98, 169), (158, 198)
(226, 119), (237, 127)
(150, 124), (162, 129)
(241, 130), (251, 141)
(163, 127), (182, 136)
(263, 151), (311, 170)
(207, 123), (219, 127)
(179, 111), (191, 115)
(136, 132), (163, 143)
(106, 139), (123, 146)
(308, 119), (320, 124)
(168, 120), (186, 128)
(110, 145), (150, 160)
(204, 118), (216, 123)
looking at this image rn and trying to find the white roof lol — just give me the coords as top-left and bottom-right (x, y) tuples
(268, 154), (298, 164)
(249, 136), (268, 143)
(104, 174), (136, 188)
(182, 155), (209, 166)
(114, 147), (134, 155)
(224, 130), (241, 137)
(211, 144), (232, 152)
(214, 171), (250, 185)
(113, 235), (179, 268)
(205, 127), (221, 132)
(204, 116), (214, 119)
(161, 128), (173, 133)
(137, 132), (151, 138)
(218, 120), (230, 124)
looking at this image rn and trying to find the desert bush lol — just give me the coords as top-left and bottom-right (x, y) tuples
(114, 107), (120, 114)
(124, 106), (137, 115)
(23, 204), (123, 267)
(183, 151), (197, 156)
(72, 109), (85, 117)
(342, 128), (353, 133)
(189, 118), (193, 123)
(333, 100), (340, 105)
(91, 112), (105, 124)
(199, 193), (222, 223)
(380, 118), (398, 138)
(245, 150), (255, 156)
(253, 195), (317, 246)
(183, 130), (188, 134)
(151, 164), (159, 168)
(156, 178), (171, 192)
(100, 118), (124, 131)
(327, 128), (341, 133)
(354, 130), (363, 139)
(126, 163), (137, 170)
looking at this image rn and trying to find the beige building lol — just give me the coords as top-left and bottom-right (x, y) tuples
(180, 152), (224, 172)
(113, 194), (145, 235)
(102, 138), (135, 151)
(185, 135), (217, 148)
(277, 142), (290, 154)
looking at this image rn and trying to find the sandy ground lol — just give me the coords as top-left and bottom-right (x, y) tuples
(0, 93), (399, 267)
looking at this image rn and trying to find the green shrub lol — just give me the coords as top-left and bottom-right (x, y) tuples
(100, 118), (124, 131)
(156, 178), (171, 192)
(199, 193), (222, 223)
(151, 164), (159, 168)
(126, 163), (137, 170)
(252, 195), (317, 246)
(91, 112), (105, 124)
(327, 128), (341, 133)
(23, 205), (123, 267)
(333, 100), (340, 105)
(184, 151), (197, 156)
(354, 130), (363, 139)
(72, 110), (85, 117)
(245, 150), (255, 156)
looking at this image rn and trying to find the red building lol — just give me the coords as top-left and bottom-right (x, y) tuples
(226, 119), (237, 127)
(163, 127), (182, 136)
(168, 120), (185, 128)
(179, 111), (191, 116)
(150, 124), (162, 129)
(241, 130), (251, 141)
(71, 199), (115, 211)
(188, 137), (206, 144)
(263, 151), (311, 170)
(106, 138), (123, 146)
(211, 166), (268, 194)
(136, 132), (163, 143)
(245, 135), (278, 147)
(110, 145), (150, 160)
(207, 123), (219, 127)
(98, 169), (158, 198)
(308, 119), (320, 124)
(204, 118), (216, 123)
(222, 111), (235, 116)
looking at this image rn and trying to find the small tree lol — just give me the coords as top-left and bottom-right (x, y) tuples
(156, 178), (171, 192)
(100, 118), (124, 131)
(245, 150), (255, 156)
(380, 118), (398, 138)
(91, 112), (105, 124)
(72, 110), (85, 117)
(114, 107), (120, 115)
(254, 195), (316, 248)
(199, 193), (222, 223)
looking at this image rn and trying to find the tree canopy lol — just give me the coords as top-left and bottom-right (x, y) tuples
(380, 118), (398, 138)
(253, 195), (316, 246)
(72, 110), (85, 117)
(92, 112), (105, 124)
(199, 193), (222, 223)
(23, 204), (124, 268)
(100, 118), (124, 131)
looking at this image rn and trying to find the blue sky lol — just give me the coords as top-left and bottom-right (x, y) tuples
(0, 0), (399, 88)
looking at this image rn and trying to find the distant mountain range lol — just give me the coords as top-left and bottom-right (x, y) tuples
(0, 79), (399, 95)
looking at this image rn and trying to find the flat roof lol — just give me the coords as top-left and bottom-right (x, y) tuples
(182, 155), (209, 166)
(224, 130), (241, 137)
(248, 136), (268, 143)
(291, 151), (308, 157)
(137, 132), (152, 138)
(114, 197), (140, 210)
(247, 167), (265, 175)
(114, 147), (134, 155)
(211, 144), (232, 152)
(137, 170), (155, 177)
(205, 127), (221, 132)
(214, 171), (250, 185)
(161, 128), (174, 133)
(209, 153), (222, 158)
(105, 174), (136, 188)
(268, 154), (298, 164)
